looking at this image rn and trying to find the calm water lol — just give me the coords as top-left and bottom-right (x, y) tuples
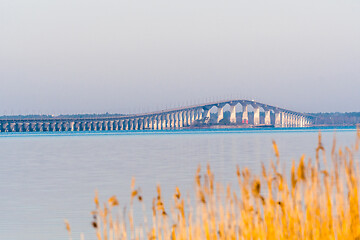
(0, 127), (359, 240)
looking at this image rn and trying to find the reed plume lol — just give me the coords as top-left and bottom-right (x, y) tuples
(67, 129), (360, 239)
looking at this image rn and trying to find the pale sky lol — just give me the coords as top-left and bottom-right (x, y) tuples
(0, 0), (359, 115)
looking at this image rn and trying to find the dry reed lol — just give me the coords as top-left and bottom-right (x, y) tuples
(66, 128), (360, 239)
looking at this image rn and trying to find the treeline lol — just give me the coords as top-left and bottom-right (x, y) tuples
(310, 112), (360, 126)
(0, 112), (126, 120)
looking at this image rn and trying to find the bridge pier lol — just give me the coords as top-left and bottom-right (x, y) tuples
(286, 113), (290, 127)
(132, 119), (137, 130)
(137, 118), (142, 130)
(183, 111), (188, 127)
(157, 115), (162, 130)
(253, 107), (260, 126)
(286, 114), (290, 127)
(64, 122), (71, 131)
(230, 104), (237, 124)
(275, 112), (281, 127)
(131, 119), (135, 130)
(3, 122), (10, 132)
(173, 113), (178, 128)
(83, 122), (88, 131)
(147, 117), (152, 130)
(118, 120), (123, 130)
(186, 111), (190, 126)
(161, 115), (166, 129)
(138, 118), (143, 130)
(294, 115), (299, 127)
(281, 113), (286, 127)
(151, 117), (156, 130)
(295, 115), (299, 127)
(136, 118), (141, 130)
(265, 110), (271, 125)
(190, 110), (194, 124)
(37, 122), (44, 132)
(102, 121), (108, 131)
(161, 115), (165, 129)
(22, 122), (29, 132)
(62, 122), (68, 131)
(290, 114), (295, 127)
(197, 109), (202, 121)
(78, 122), (84, 131)
(9, 122), (16, 132)
(297, 115), (301, 127)
(108, 121), (113, 130)
(153, 116), (158, 130)
(123, 119), (128, 130)
(69, 122), (74, 131)
(49, 122), (55, 131)
(113, 120), (119, 130)
(287, 114), (291, 127)
(14, 122), (20, 132)
(143, 118), (148, 130)
(43, 122), (50, 131)
(16, 122), (24, 132)
(92, 121), (96, 131)
(178, 112), (183, 128)
(166, 114), (171, 129)
(169, 113), (174, 128)
(202, 108), (210, 123)
(217, 104), (225, 123)
(187, 111), (191, 126)
(74, 122), (80, 131)
(241, 104), (248, 124)
(30, 122), (37, 132)
(2, 122), (9, 132)
(98, 121), (103, 131)
(194, 110), (198, 121)
(128, 119), (133, 130)
(172, 113), (177, 128)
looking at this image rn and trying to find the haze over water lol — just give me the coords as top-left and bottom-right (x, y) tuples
(0, 127), (358, 240)
(1, 0), (360, 114)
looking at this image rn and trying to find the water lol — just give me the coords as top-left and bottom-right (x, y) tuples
(0, 127), (358, 240)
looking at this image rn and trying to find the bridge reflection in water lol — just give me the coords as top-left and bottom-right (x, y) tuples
(0, 99), (312, 132)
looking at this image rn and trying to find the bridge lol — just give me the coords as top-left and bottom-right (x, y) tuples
(0, 99), (312, 132)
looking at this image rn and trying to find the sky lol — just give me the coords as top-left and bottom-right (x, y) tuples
(0, 0), (359, 115)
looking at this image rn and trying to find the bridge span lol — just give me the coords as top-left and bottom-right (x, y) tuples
(0, 99), (312, 132)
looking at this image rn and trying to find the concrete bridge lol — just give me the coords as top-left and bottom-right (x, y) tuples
(0, 99), (312, 132)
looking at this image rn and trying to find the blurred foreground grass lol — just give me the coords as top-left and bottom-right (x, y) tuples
(66, 128), (360, 239)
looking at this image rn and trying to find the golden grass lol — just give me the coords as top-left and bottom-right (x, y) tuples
(66, 128), (360, 239)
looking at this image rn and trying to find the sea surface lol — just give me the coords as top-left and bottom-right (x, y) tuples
(0, 127), (359, 240)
